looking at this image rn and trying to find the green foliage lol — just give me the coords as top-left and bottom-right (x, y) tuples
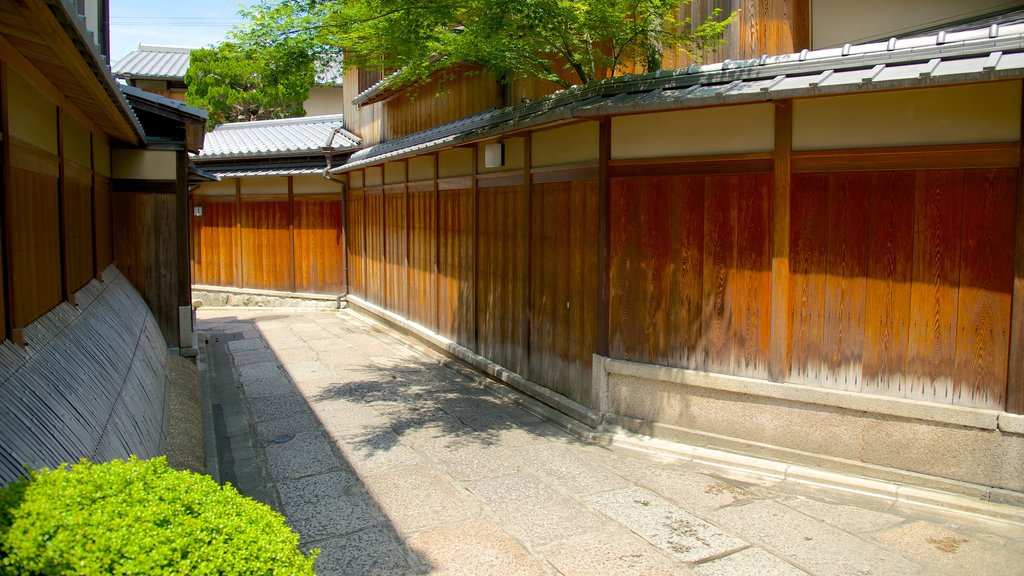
(185, 41), (314, 128)
(236, 0), (736, 90)
(0, 457), (316, 575)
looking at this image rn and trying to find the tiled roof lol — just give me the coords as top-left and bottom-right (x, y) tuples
(196, 114), (361, 160)
(120, 84), (207, 120)
(338, 20), (1024, 171)
(205, 166), (330, 178)
(113, 45), (192, 80)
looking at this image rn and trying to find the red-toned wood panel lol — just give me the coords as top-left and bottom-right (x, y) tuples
(364, 190), (385, 305)
(240, 200), (292, 292)
(62, 162), (93, 293)
(93, 173), (112, 274)
(384, 188), (408, 316)
(666, 175), (706, 370)
(408, 188), (437, 330)
(788, 173), (828, 385)
(477, 184), (528, 375)
(821, 173), (869, 391)
(953, 168), (1016, 409)
(437, 188), (474, 347)
(10, 167), (61, 327)
(907, 170), (964, 403)
(702, 176), (738, 375)
(529, 180), (600, 402)
(191, 200), (237, 288)
(732, 174), (772, 379)
(609, 177), (643, 362)
(346, 189), (366, 298)
(294, 198), (344, 295)
(862, 172), (915, 397)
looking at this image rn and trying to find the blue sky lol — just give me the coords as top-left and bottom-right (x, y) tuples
(109, 0), (260, 63)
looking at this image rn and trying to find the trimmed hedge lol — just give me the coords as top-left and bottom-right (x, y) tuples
(0, 457), (316, 575)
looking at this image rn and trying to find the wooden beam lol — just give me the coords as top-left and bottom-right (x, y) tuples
(792, 143), (1019, 173)
(472, 145), (480, 351)
(768, 100), (793, 382)
(0, 60), (15, 345)
(1008, 87), (1024, 415)
(341, 175), (349, 298)
(288, 176), (296, 293)
(610, 154), (773, 177)
(56, 108), (69, 304)
(524, 133), (533, 371)
(234, 178), (242, 289)
(433, 154), (441, 334)
(176, 151), (189, 309)
(596, 118), (611, 357)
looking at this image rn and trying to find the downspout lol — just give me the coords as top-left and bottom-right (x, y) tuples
(322, 127), (349, 304)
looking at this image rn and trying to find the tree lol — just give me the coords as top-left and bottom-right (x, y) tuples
(235, 0), (736, 91)
(185, 41), (314, 128)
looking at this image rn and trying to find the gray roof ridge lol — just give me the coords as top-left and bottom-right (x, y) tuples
(213, 114), (345, 131)
(136, 44), (196, 53)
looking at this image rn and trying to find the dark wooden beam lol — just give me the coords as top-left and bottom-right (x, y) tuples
(768, 100), (793, 382)
(56, 108), (69, 304)
(472, 145), (480, 352)
(596, 118), (611, 358)
(1008, 88), (1024, 414)
(234, 178), (242, 289)
(792, 143), (1019, 173)
(0, 60), (16, 345)
(524, 133), (533, 373)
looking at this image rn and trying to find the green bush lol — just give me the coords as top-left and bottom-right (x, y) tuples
(0, 457), (316, 575)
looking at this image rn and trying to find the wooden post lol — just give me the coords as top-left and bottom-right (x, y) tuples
(340, 175), (348, 298)
(0, 60), (15, 345)
(56, 108), (69, 305)
(433, 154), (440, 333)
(524, 133), (533, 370)
(1008, 89), (1024, 414)
(89, 132), (98, 280)
(288, 176), (296, 293)
(176, 151), (189, 309)
(472, 145), (480, 352)
(234, 178), (242, 288)
(404, 160), (411, 318)
(768, 100), (793, 382)
(596, 118), (611, 357)
(361, 173), (368, 301)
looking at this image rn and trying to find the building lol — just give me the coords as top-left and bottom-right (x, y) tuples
(113, 44), (346, 114)
(0, 0), (204, 482)
(313, 0), (1024, 504)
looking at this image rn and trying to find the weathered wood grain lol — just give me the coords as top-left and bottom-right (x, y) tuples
(383, 186), (408, 316)
(788, 173), (828, 385)
(408, 187), (437, 330)
(191, 200), (236, 287)
(364, 189), (386, 305)
(437, 188), (474, 347)
(293, 198), (344, 295)
(240, 201), (292, 292)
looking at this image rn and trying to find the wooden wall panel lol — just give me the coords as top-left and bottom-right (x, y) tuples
(953, 168), (1016, 409)
(191, 200), (236, 288)
(240, 201), (292, 292)
(477, 184), (528, 375)
(821, 173), (869, 391)
(383, 65), (503, 142)
(408, 188), (437, 330)
(62, 162), (93, 293)
(347, 189), (366, 298)
(10, 165), (61, 327)
(861, 172), (915, 397)
(364, 190), (385, 305)
(907, 170), (964, 403)
(788, 173), (828, 384)
(702, 176), (738, 375)
(384, 188), (408, 316)
(609, 177), (642, 362)
(731, 174), (772, 379)
(528, 180), (599, 403)
(294, 198), (344, 295)
(93, 173), (112, 274)
(438, 188), (474, 347)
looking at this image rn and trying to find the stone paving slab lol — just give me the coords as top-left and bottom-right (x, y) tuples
(199, 308), (1024, 576)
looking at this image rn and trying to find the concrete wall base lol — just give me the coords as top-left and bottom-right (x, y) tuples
(594, 355), (1024, 506)
(192, 285), (342, 309)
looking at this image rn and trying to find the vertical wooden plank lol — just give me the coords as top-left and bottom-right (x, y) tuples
(702, 175), (737, 375)
(953, 168), (1016, 409)
(434, 156), (441, 333)
(1, 61), (10, 341)
(822, 172), (869, 391)
(288, 177), (296, 293)
(862, 171), (915, 398)
(1009, 92), (1024, 414)
(529, 181), (557, 387)
(788, 172), (828, 385)
(234, 179), (242, 289)
(523, 134), (533, 377)
(609, 177), (642, 362)
(639, 176), (674, 365)
(907, 170), (964, 403)
(472, 147), (480, 351)
(596, 119), (611, 358)
(769, 100), (792, 381)
(571, 179), (599, 404)
(56, 109), (68, 303)
(733, 173), (772, 379)
(667, 175), (705, 371)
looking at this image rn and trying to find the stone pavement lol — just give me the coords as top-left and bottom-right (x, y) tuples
(196, 307), (1024, 576)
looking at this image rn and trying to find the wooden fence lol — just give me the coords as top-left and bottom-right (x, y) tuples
(191, 179), (345, 296)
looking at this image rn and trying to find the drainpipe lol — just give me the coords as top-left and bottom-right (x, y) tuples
(322, 127), (349, 304)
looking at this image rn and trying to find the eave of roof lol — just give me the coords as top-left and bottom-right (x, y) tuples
(0, 0), (144, 144)
(336, 21), (1024, 173)
(196, 114), (361, 161)
(112, 45), (192, 81)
